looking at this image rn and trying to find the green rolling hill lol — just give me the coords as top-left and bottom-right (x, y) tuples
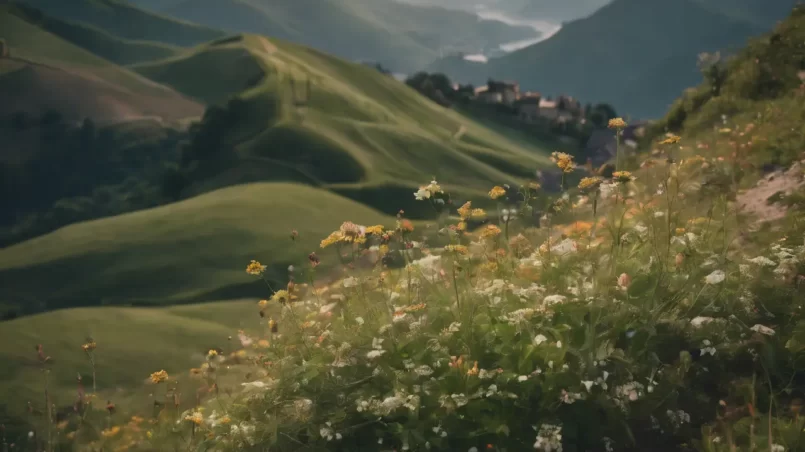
(129, 34), (552, 207)
(16, 0), (225, 47)
(7, 2), (183, 65)
(0, 299), (260, 441)
(0, 31), (553, 318)
(0, 6), (555, 436)
(0, 4), (204, 122)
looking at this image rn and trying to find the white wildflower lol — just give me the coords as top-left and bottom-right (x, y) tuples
(748, 256), (777, 267)
(691, 316), (715, 328)
(700, 339), (716, 356)
(704, 270), (725, 284)
(533, 424), (563, 451)
(750, 324), (775, 336)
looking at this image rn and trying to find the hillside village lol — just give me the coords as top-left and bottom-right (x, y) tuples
(444, 76), (650, 166)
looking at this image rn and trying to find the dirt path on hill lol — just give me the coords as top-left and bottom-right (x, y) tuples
(737, 160), (805, 223)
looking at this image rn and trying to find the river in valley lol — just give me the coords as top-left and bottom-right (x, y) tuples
(463, 8), (561, 63)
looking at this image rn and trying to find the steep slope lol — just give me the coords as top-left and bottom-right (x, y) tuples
(158, 0), (536, 72)
(131, 34), (552, 204)
(648, 3), (805, 167)
(17, 0), (225, 46)
(0, 6), (204, 122)
(429, 0), (797, 119)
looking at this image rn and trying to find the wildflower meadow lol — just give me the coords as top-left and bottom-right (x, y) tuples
(20, 109), (805, 452)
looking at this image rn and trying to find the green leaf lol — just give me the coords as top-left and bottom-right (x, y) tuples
(627, 275), (654, 297)
(785, 321), (805, 354)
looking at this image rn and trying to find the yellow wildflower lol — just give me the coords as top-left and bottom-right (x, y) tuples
(257, 339), (270, 348)
(471, 208), (486, 219)
(149, 370), (169, 384)
(81, 341), (97, 352)
(551, 151), (576, 173)
(320, 230), (344, 248)
(457, 201), (472, 219)
(246, 260), (267, 276)
(444, 244), (469, 255)
(612, 171), (634, 183)
(489, 186), (506, 200)
(660, 134), (681, 145)
(207, 349), (218, 358)
(270, 289), (293, 304)
(101, 426), (121, 438)
(578, 176), (603, 192)
(258, 299), (268, 308)
(365, 225), (385, 235)
(675, 227), (686, 236)
(718, 128), (732, 134)
(457, 221), (467, 231)
(480, 224), (502, 239)
(219, 416), (232, 425)
(379, 244), (390, 256)
(467, 361), (479, 376)
(608, 117), (627, 129)
(184, 412), (203, 426)
(528, 181), (541, 190)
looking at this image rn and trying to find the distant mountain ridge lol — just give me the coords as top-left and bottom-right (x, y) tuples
(427, 0), (799, 118)
(125, 0), (537, 73)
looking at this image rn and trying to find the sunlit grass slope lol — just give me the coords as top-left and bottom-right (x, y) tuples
(132, 34), (552, 210)
(0, 183), (392, 315)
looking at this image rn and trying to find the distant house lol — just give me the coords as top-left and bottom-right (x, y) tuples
(514, 94), (541, 122)
(487, 79), (520, 105)
(473, 85), (499, 103)
(556, 95), (582, 117)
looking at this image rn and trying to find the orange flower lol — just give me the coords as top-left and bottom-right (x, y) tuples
(489, 186), (507, 200)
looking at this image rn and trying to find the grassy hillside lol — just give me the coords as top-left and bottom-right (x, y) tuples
(0, 299), (260, 441)
(50, 6), (805, 451)
(131, 34), (552, 207)
(648, 2), (805, 167)
(0, 182), (393, 317)
(428, 0), (798, 119)
(158, 0), (536, 72)
(16, 0), (225, 46)
(0, 5), (204, 122)
(8, 2), (182, 65)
